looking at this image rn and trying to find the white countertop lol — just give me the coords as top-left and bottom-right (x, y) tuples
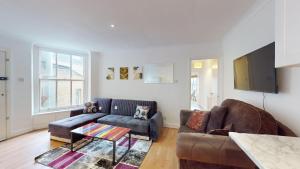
(229, 132), (300, 169)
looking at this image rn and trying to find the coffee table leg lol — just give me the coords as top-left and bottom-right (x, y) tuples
(113, 141), (116, 165)
(128, 132), (131, 151)
(70, 133), (73, 152)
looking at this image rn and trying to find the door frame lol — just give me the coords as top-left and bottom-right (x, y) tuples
(0, 49), (11, 140)
(188, 57), (222, 110)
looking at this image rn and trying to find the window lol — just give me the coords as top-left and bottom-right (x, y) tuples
(36, 48), (87, 113)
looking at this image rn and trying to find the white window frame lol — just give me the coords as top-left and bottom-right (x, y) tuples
(32, 46), (90, 114)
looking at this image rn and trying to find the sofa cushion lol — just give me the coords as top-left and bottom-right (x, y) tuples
(49, 113), (106, 139)
(134, 105), (150, 120)
(83, 102), (98, 113)
(110, 99), (157, 118)
(94, 98), (112, 114)
(206, 106), (228, 132)
(97, 115), (149, 134)
(176, 133), (256, 169)
(179, 126), (199, 133)
(49, 113), (106, 129)
(186, 111), (210, 132)
(221, 99), (278, 135)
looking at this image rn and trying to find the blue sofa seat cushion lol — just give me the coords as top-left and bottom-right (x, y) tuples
(49, 113), (106, 139)
(50, 113), (106, 128)
(97, 115), (149, 134)
(110, 99), (157, 118)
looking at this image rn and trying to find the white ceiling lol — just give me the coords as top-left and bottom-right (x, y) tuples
(0, 0), (256, 51)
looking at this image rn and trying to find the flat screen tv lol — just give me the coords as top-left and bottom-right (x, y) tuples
(234, 42), (278, 93)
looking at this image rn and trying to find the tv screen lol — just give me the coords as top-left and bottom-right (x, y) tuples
(234, 42), (277, 93)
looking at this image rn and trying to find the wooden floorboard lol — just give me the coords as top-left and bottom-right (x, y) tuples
(0, 128), (178, 169)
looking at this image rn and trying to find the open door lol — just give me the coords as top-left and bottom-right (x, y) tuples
(191, 59), (218, 110)
(0, 51), (7, 141)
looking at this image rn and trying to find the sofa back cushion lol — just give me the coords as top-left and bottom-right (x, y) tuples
(206, 106), (228, 132)
(111, 99), (157, 118)
(93, 98), (112, 114)
(221, 99), (278, 135)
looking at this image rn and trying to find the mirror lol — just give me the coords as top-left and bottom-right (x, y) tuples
(144, 64), (174, 84)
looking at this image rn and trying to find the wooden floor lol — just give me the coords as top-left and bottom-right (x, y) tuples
(0, 128), (178, 169)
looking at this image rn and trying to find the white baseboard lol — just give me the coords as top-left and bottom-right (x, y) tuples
(164, 122), (179, 129)
(6, 121), (179, 139)
(9, 127), (33, 138)
(33, 123), (49, 130)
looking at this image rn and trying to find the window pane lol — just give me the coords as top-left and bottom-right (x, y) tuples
(57, 81), (71, 108)
(39, 50), (56, 78)
(57, 53), (71, 79)
(40, 80), (56, 110)
(72, 55), (84, 79)
(72, 81), (84, 105)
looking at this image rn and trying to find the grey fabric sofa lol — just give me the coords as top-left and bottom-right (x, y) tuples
(49, 98), (163, 142)
(97, 99), (163, 140)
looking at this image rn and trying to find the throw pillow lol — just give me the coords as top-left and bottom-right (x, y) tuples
(83, 102), (98, 114)
(206, 106), (228, 132)
(186, 111), (210, 132)
(134, 105), (150, 120)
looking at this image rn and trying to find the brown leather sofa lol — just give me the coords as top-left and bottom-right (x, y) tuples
(176, 99), (297, 169)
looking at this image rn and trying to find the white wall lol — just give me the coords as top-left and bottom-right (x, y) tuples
(222, 0), (300, 135)
(0, 34), (33, 137)
(96, 43), (222, 128)
(0, 31), (221, 136)
(0, 34), (90, 136)
(90, 51), (101, 99)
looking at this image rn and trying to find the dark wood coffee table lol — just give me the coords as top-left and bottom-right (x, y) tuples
(70, 122), (131, 165)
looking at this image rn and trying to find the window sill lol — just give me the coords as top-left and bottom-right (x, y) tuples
(32, 107), (84, 116)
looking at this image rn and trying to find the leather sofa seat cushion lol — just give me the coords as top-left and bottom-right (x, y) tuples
(49, 113), (106, 139)
(206, 106), (228, 132)
(179, 126), (199, 133)
(176, 133), (256, 169)
(97, 115), (149, 134)
(110, 99), (157, 118)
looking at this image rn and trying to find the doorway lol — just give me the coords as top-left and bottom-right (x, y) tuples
(0, 50), (7, 141)
(190, 59), (218, 111)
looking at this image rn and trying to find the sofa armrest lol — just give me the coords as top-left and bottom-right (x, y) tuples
(180, 110), (193, 125)
(277, 120), (297, 137)
(70, 109), (84, 117)
(150, 111), (164, 141)
(176, 133), (256, 169)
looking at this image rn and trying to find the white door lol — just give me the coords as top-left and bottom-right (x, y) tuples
(0, 51), (7, 141)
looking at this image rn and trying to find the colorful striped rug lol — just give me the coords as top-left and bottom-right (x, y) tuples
(35, 136), (152, 169)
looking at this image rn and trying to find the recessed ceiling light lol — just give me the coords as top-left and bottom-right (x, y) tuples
(110, 24), (115, 28)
